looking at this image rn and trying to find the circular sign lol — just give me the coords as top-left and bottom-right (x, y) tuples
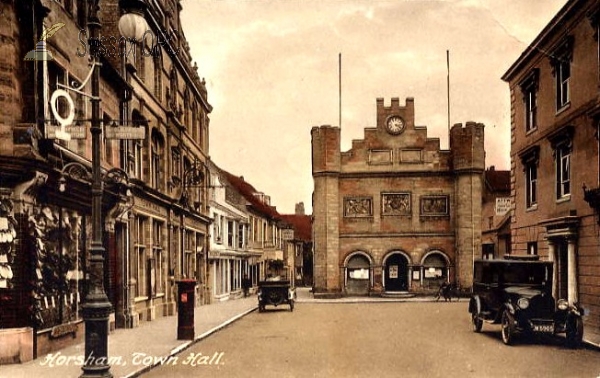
(50, 89), (75, 127)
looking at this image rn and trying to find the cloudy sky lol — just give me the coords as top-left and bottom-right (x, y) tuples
(180, 0), (567, 214)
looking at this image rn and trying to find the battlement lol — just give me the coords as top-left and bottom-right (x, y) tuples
(311, 125), (341, 174)
(450, 122), (485, 171)
(376, 97), (414, 113)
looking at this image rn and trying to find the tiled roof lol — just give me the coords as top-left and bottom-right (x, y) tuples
(220, 170), (281, 220)
(280, 214), (312, 242)
(485, 168), (510, 193)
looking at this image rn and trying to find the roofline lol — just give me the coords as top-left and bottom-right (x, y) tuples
(501, 0), (584, 82)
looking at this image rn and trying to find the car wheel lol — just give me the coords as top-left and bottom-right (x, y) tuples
(472, 312), (483, 333)
(501, 311), (516, 345)
(565, 317), (583, 349)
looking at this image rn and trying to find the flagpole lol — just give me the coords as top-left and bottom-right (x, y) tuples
(447, 49), (450, 148)
(339, 52), (342, 129)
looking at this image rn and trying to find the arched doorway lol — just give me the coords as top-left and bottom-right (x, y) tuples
(421, 251), (450, 291)
(384, 253), (409, 292)
(345, 254), (370, 296)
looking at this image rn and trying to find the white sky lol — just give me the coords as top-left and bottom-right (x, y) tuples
(180, 0), (568, 214)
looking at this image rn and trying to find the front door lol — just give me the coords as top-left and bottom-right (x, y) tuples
(385, 254), (408, 291)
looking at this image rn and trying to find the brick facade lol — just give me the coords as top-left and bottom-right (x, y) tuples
(502, 0), (600, 347)
(0, 0), (212, 363)
(311, 97), (485, 297)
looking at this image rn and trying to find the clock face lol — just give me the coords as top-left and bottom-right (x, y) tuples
(386, 115), (405, 135)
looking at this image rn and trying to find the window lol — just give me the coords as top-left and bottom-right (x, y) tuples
(172, 148), (181, 179)
(556, 59), (570, 110)
(238, 223), (244, 249)
(526, 163), (538, 208)
(520, 69), (538, 133)
(135, 216), (147, 298)
(184, 231), (195, 279)
(227, 220), (234, 247)
(556, 143), (571, 199)
(527, 241), (538, 256)
(153, 52), (163, 101)
(520, 146), (539, 209)
(482, 244), (495, 260)
(134, 141), (143, 179)
(551, 36), (573, 111)
(151, 132), (164, 189)
(152, 221), (163, 295)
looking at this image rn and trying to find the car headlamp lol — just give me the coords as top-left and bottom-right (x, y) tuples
(557, 299), (569, 311)
(517, 298), (529, 310)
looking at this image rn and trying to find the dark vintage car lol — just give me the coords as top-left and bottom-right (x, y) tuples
(468, 257), (584, 347)
(257, 279), (295, 312)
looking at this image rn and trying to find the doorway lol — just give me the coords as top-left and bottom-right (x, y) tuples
(384, 253), (409, 292)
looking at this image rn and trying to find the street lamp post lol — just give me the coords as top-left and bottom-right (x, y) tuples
(81, 1), (147, 377)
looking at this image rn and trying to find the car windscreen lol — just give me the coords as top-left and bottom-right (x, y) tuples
(501, 264), (549, 285)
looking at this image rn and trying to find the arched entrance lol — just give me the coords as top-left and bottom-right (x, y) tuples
(384, 253), (409, 292)
(345, 253), (371, 296)
(421, 251), (450, 291)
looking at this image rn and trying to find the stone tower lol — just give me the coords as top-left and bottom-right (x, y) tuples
(311, 125), (341, 297)
(450, 122), (485, 288)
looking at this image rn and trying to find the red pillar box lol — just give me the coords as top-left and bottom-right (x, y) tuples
(176, 279), (196, 340)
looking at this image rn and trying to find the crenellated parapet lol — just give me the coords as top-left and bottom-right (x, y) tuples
(311, 125), (341, 175)
(450, 122), (485, 172)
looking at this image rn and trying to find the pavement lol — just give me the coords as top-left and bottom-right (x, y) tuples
(0, 288), (446, 378)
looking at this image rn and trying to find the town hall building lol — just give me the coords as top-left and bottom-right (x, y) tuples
(311, 97), (485, 297)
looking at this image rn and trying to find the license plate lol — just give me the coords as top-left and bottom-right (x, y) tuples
(533, 324), (554, 333)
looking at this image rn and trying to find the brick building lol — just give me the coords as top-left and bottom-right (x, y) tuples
(311, 97), (485, 297)
(0, 0), (211, 363)
(481, 167), (511, 259)
(502, 0), (600, 346)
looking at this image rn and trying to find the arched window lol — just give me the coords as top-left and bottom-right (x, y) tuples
(347, 254), (370, 280)
(423, 252), (448, 281)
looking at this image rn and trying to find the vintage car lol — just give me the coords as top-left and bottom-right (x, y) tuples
(257, 278), (295, 312)
(468, 256), (584, 347)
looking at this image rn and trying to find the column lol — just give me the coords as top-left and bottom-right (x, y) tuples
(547, 239), (557, 301)
(567, 237), (578, 304)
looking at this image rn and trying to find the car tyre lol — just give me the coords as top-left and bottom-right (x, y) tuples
(501, 310), (516, 345)
(565, 317), (583, 349)
(472, 312), (483, 333)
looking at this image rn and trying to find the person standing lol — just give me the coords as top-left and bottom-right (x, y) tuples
(242, 274), (251, 297)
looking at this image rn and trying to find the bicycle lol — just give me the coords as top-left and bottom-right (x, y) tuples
(434, 282), (461, 302)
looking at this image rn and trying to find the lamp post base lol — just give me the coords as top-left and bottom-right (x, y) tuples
(80, 300), (113, 378)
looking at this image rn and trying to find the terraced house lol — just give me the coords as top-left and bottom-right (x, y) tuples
(502, 0), (600, 347)
(0, 0), (212, 363)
